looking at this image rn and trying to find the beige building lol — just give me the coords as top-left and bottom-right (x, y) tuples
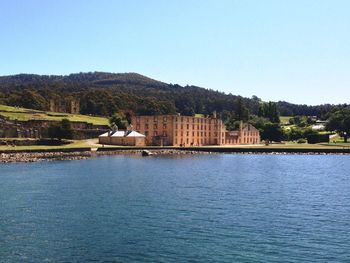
(225, 123), (261, 145)
(99, 125), (146, 146)
(132, 115), (226, 146)
(132, 114), (260, 146)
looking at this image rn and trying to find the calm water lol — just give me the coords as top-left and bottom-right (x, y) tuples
(1, 154), (350, 262)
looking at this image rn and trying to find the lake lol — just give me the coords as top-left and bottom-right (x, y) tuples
(1, 154), (350, 262)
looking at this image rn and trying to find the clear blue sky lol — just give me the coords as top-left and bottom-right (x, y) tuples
(0, 0), (349, 105)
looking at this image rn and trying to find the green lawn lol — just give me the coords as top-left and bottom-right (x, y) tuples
(0, 104), (109, 125)
(280, 116), (292, 124)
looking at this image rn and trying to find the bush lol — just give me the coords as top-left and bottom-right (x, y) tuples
(307, 134), (330, 144)
(297, 138), (307, 144)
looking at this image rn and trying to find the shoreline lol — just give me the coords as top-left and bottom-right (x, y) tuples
(1, 147), (350, 163)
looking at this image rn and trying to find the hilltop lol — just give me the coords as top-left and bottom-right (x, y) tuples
(0, 72), (346, 118)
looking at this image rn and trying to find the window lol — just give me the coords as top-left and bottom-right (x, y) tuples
(145, 124), (149, 129)
(186, 124), (189, 129)
(154, 131), (158, 136)
(163, 124), (167, 129)
(163, 117), (167, 122)
(145, 131), (149, 136)
(154, 124), (158, 129)
(163, 131), (167, 137)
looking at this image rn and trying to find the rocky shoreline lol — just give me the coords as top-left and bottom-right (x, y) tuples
(1, 149), (349, 163)
(0, 149), (211, 163)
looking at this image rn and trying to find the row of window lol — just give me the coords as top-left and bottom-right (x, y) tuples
(135, 123), (220, 131)
(175, 131), (219, 137)
(242, 131), (259, 137)
(135, 116), (220, 125)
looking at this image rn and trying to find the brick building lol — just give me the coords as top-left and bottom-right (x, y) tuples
(132, 115), (225, 146)
(225, 123), (260, 145)
(132, 115), (260, 146)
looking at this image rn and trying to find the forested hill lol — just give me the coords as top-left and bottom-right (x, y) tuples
(0, 72), (346, 118)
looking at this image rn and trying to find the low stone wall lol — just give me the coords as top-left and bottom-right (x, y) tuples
(0, 139), (38, 146)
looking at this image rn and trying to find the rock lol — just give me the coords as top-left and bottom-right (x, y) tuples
(142, 150), (153, 156)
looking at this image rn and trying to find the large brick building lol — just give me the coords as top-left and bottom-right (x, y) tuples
(132, 114), (260, 146)
(132, 115), (225, 146)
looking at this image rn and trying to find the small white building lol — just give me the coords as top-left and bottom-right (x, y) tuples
(99, 125), (146, 146)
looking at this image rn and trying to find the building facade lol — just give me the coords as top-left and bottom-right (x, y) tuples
(225, 123), (260, 145)
(132, 115), (226, 146)
(49, 99), (80, 114)
(132, 115), (260, 146)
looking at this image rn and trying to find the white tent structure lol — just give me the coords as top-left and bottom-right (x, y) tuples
(99, 125), (146, 146)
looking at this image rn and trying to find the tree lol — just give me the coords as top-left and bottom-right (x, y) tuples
(326, 108), (350, 142)
(236, 97), (249, 121)
(109, 112), (129, 129)
(261, 123), (284, 142)
(258, 102), (280, 123)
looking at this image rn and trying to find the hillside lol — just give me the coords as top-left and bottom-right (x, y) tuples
(0, 104), (109, 125)
(0, 72), (347, 118)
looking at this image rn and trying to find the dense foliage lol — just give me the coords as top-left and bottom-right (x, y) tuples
(109, 112), (129, 129)
(0, 72), (347, 120)
(326, 108), (350, 142)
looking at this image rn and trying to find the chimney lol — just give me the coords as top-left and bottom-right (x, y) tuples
(213, 111), (217, 119)
(240, 120), (243, 132)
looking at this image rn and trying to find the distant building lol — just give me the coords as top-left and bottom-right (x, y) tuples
(99, 124), (146, 146)
(49, 99), (80, 114)
(225, 122), (260, 145)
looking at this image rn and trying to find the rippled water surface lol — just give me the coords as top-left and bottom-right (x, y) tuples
(1, 154), (350, 262)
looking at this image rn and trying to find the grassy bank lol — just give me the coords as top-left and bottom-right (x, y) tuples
(0, 104), (109, 125)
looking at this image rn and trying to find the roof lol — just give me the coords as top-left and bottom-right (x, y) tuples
(111, 131), (127, 137)
(99, 130), (145, 138)
(242, 124), (259, 132)
(125, 131), (146, 137)
(98, 132), (109, 137)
